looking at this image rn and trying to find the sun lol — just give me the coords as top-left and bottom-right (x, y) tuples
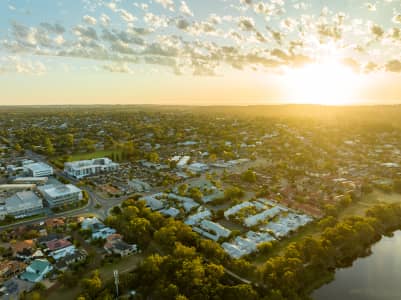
(284, 59), (359, 105)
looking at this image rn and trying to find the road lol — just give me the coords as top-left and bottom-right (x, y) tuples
(5, 151), (257, 287)
(0, 151), (132, 230)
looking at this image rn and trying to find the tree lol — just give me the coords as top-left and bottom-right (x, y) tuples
(14, 143), (23, 152)
(44, 137), (55, 155)
(241, 169), (257, 183)
(177, 184), (188, 196)
(65, 133), (74, 148)
(149, 152), (160, 163)
(224, 186), (244, 201)
(80, 270), (103, 299)
(188, 187), (203, 202)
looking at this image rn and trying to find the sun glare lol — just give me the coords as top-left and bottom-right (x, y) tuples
(284, 59), (358, 105)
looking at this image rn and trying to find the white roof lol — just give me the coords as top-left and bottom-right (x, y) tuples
(168, 193), (199, 212)
(177, 156), (190, 168)
(25, 162), (53, 172)
(142, 194), (165, 210)
(65, 158), (117, 169)
(200, 220), (231, 238)
(185, 209), (211, 226)
(160, 207), (180, 218)
(224, 201), (253, 218)
(244, 206), (283, 227)
(81, 217), (102, 230)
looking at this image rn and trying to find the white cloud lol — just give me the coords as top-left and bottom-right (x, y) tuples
(180, 1), (193, 17)
(155, 0), (175, 12)
(102, 62), (133, 73)
(100, 13), (111, 26)
(54, 35), (65, 45)
(119, 9), (136, 23)
(392, 13), (401, 24)
(83, 15), (97, 25)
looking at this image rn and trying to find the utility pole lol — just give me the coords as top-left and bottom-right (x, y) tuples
(114, 270), (119, 299)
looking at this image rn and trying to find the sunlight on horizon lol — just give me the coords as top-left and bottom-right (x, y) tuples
(283, 58), (361, 106)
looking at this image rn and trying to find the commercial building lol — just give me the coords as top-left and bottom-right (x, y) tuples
(38, 184), (82, 207)
(13, 177), (48, 185)
(64, 158), (119, 179)
(24, 162), (53, 177)
(3, 191), (43, 219)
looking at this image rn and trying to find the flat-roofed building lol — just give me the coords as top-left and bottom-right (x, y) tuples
(4, 191), (44, 219)
(38, 184), (82, 207)
(13, 177), (48, 185)
(24, 162), (53, 177)
(64, 158), (119, 179)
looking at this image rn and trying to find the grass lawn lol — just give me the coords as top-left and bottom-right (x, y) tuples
(51, 150), (122, 168)
(67, 150), (122, 162)
(338, 190), (401, 220)
(47, 254), (145, 300)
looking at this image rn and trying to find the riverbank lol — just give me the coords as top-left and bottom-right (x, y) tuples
(252, 191), (401, 299)
(313, 230), (401, 300)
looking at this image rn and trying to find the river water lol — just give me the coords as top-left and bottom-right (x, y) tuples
(313, 230), (401, 300)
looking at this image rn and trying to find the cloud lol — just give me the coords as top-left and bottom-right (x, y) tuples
(144, 13), (169, 29)
(364, 2), (377, 11)
(119, 9), (136, 23)
(364, 61), (378, 73)
(102, 62), (133, 73)
(0, 56), (46, 75)
(73, 25), (98, 40)
(2, 0), (401, 77)
(154, 0), (175, 12)
(39, 22), (65, 34)
(180, 1), (193, 17)
(392, 13), (401, 24)
(386, 60), (401, 72)
(83, 15), (97, 25)
(370, 24), (384, 39)
(100, 14), (111, 26)
(238, 16), (256, 31)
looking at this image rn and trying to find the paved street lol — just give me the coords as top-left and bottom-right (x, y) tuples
(0, 151), (133, 230)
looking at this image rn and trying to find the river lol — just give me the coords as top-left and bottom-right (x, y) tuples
(313, 230), (401, 300)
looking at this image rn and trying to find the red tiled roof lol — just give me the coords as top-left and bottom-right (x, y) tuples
(46, 239), (72, 251)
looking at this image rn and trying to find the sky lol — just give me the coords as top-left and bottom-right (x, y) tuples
(0, 0), (400, 105)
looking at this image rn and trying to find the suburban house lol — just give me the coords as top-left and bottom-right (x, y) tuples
(81, 217), (116, 240)
(0, 261), (27, 282)
(46, 239), (76, 260)
(104, 234), (137, 257)
(20, 259), (52, 283)
(55, 249), (87, 271)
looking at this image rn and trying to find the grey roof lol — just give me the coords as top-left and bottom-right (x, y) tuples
(5, 191), (43, 213)
(39, 184), (81, 198)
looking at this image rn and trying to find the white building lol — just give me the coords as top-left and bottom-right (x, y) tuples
(200, 220), (231, 239)
(24, 162), (53, 177)
(4, 191), (43, 219)
(13, 177), (48, 185)
(38, 184), (83, 207)
(244, 206), (283, 227)
(188, 163), (209, 173)
(185, 209), (211, 226)
(177, 156), (190, 169)
(64, 158), (119, 179)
